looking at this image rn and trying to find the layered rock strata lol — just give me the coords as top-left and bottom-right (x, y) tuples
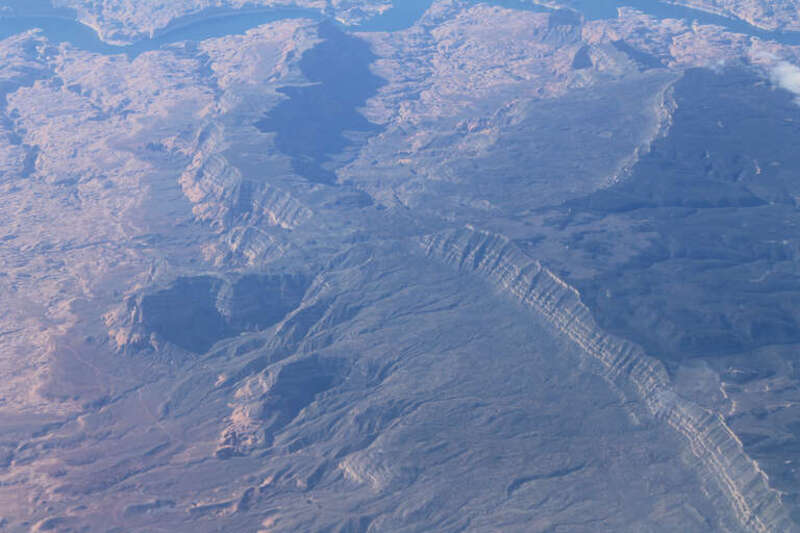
(421, 226), (795, 533)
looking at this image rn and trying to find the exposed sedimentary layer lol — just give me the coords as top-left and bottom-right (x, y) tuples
(3, 2), (800, 530)
(421, 226), (795, 533)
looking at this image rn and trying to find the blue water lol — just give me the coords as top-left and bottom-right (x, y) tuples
(4, 0), (797, 185)
(0, 8), (322, 58)
(352, 0), (438, 31)
(570, 0), (800, 43)
(3, 0), (800, 58)
(255, 21), (385, 184)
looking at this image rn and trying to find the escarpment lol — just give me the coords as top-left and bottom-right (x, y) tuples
(180, 124), (312, 231)
(421, 227), (794, 533)
(110, 272), (310, 354)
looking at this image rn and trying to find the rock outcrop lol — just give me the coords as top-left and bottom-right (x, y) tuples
(114, 272), (309, 354)
(4, 2), (800, 531)
(421, 226), (795, 533)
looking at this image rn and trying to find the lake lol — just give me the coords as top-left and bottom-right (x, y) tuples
(4, 0), (800, 184)
(2, 0), (800, 59)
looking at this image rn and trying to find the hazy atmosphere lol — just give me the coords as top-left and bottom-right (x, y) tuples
(2, 0), (800, 531)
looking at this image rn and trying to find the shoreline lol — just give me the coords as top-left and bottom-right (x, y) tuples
(4, 0), (800, 54)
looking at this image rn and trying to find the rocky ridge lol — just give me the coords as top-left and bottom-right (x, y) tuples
(2, 0), (800, 530)
(422, 227), (795, 533)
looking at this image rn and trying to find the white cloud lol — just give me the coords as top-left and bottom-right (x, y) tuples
(771, 61), (800, 97)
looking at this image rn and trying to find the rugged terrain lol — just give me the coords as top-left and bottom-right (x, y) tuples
(2, 0), (800, 531)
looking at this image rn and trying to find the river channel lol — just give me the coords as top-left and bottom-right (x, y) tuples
(1, 0), (800, 58)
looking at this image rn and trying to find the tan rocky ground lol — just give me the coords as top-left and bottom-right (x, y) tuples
(2, 1), (800, 531)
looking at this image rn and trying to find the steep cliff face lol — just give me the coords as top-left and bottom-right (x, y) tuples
(111, 272), (310, 354)
(421, 227), (794, 532)
(178, 122), (312, 267)
(180, 123), (312, 231)
(5, 2), (800, 531)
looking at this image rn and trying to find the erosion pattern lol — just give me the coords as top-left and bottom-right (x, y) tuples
(422, 227), (793, 532)
(3, 0), (800, 531)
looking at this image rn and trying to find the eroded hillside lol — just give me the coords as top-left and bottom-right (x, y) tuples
(1, 1), (800, 531)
